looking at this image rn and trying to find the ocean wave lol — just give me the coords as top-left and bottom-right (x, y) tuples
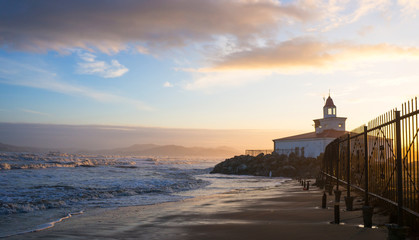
(0, 172), (208, 215)
(0, 210), (84, 238)
(0, 152), (137, 170)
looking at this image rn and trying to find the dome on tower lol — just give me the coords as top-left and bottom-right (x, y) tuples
(324, 96), (336, 108)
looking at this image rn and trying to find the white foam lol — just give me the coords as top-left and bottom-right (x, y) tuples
(0, 211), (84, 238)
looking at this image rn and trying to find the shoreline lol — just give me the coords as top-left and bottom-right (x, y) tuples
(7, 179), (390, 240)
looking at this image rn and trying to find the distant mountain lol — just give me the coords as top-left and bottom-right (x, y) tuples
(0, 142), (240, 157)
(104, 144), (160, 154)
(0, 142), (43, 152)
(100, 144), (240, 157)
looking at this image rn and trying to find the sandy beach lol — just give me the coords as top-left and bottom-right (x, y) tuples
(8, 180), (389, 240)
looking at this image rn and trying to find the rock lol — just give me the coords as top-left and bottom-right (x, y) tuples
(210, 153), (321, 178)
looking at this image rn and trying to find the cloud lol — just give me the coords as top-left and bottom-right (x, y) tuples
(15, 78), (153, 111)
(163, 81), (173, 88)
(398, 0), (419, 18)
(180, 38), (419, 90)
(184, 70), (272, 91)
(308, 0), (391, 32)
(76, 52), (129, 78)
(21, 108), (50, 116)
(366, 76), (417, 87)
(0, 0), (318, 54)
(209, 38), (419, 71)
(357, 25), (374, 36)
(0, 59), (152, 111)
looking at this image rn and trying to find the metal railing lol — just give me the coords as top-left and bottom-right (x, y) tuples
(322, 97), (419, 229)
(245, 149), (273, 156)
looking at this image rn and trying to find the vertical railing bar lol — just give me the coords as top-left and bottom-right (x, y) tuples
(337, 141), (340, 191)
(396, 110), (403, 226)
(387, 111), (391, 201)
(395, 109), (398, 204)
(401, 103), (406, 209)
(394, 109), (397, 204)
(371, 119), (377, 196)
(379, 114), (382, 192)
(386, 112), (390, 200)
(412, 98), (416, 212)
(389, 111), (393, 203)
(380, 115), (383, 198)
(372, 120), (375, 196)
(411, 98), (415, 212)
(380, 115), (383, 196)
(368, 119), (375, 196)
(364, 125), (369, 206)
(383, 112), (392, 201)
(405, 102), (408, 210)
(406, 102), (410, 210)
(391, 110), (395, 203)
(416, 97), (418, 212)
(380, 114), (387, 195)
(412, 98), (415, 211)
(347, 134), (351, 198)
(405, 101), (413, 208)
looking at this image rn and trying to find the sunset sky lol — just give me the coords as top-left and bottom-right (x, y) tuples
(1, 0), (419, 150)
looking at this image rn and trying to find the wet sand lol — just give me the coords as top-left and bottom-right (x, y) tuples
(9, 180), (389, 239)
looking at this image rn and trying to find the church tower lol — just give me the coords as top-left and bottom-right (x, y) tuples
(313, 95), (346, 134)
(323, 96), (336, 118)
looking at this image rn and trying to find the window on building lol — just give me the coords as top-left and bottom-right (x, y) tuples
(333, 108), (336, 115)
(328, 108), (332, 115)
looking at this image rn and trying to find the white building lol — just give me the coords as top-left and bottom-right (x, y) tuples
(273, 96), (347, 158)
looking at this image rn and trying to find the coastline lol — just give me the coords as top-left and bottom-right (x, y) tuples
(8, 180), (389, 240)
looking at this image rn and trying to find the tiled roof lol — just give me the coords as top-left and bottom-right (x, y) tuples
(273, 129), (347, 141)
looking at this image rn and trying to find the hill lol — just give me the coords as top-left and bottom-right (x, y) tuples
(102, 144), (240, 157)
(0, 142), (42, 152)
(0, 142), (240, 157)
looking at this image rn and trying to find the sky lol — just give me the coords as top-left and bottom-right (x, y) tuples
(1, 0), (419, 150)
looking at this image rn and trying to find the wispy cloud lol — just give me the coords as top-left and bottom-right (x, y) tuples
(163, 81), (173, 88)
(76, 52), (128, 78)
(357, 25), (374, 36)
(0, 59), (152, 111)
(308, 0), (392, 32)
(398, 0), (419, 18)
(184, 70), (272, 91)
(366, 76), (417, 87)
(6, 77), (153, 111)
(21, 108), (50, 116)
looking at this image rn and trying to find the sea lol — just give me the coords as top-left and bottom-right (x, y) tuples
(0, 152), (288, 238)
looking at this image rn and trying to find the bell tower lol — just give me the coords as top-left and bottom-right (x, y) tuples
(313, 94), (346, 134)
(323, 96), (336, 118)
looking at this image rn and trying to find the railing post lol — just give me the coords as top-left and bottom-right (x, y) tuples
(345, 134), (354, 211)
(387, 111), (409, 240)
(364, 126), (369, 206)
(395, 110), (403, 226)
(362, 125), (373, 228)
(334, 140), (341, 224)
(336, 142), (340, 191)
(330, 146), (333, 186)
(347, 134), (351, 197)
